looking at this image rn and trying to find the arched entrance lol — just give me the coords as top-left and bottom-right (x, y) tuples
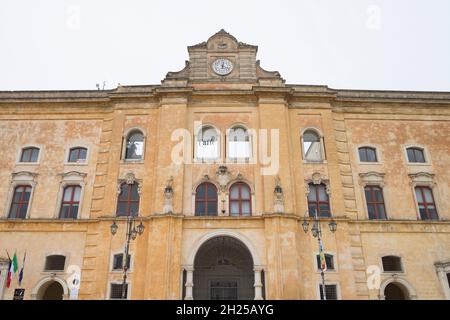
(37, 281), (64, 300)
(384, 282), (408, 300)
(193, 236), (254, 300)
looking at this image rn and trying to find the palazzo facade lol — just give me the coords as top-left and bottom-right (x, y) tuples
(0, 30), (449, 300)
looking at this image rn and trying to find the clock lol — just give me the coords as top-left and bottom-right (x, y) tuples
(212, 58), (233, 75)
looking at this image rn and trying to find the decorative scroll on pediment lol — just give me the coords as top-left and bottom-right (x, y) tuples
(12, 171), (38, 181)
(408, 172), (435, 187)
(359, 171), (386, 187)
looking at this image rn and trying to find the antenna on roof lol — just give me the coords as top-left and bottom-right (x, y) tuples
(95, 81), (106, 91)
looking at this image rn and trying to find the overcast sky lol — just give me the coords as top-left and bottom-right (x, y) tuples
(1, 0), (449, 91)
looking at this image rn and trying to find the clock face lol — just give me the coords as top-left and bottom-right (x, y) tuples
(212, 58), (233, 75)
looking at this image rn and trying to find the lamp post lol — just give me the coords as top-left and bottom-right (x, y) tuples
(110, 213), (145, 299)
(302, 209), (337, 300)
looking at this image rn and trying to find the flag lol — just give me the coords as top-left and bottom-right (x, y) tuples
(319, 241), (327, 271)
(18, 251), (26, 286)
(7, 252), (18, 288)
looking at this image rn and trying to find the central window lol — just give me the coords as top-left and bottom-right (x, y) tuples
(227, 126), (251, 159)
(116, 182), (140, 216)
(307, 183), (330, 217)
(59, 185), (81, 219)
(195, 182), (218, 216)
(229, 182), (252, 216)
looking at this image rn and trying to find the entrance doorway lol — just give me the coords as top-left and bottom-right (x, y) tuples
(193, 236), (254, 300)
(38, 281), (64, 300)
(384, 282), (408, 300)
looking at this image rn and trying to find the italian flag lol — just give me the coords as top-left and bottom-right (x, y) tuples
(7, 252), (18, 288)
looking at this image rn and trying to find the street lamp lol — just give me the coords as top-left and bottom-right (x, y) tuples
(302, 209), (337, 300)
(110, 213), (145, 299)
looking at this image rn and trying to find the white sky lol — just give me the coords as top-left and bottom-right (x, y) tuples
(1, 0), (449, 91)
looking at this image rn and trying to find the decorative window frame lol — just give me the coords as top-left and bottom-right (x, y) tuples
(358, 172), (388, 220)
(54, 171), (87, 219)
(193, 123), (222, 163)
(115, 172), (142, 216)
(226, 176), (255, 217)
(42, 252), (69, 273)
(64, 143), (90, 166)
(107, 281), (131, 300)
(4, 171), (38, 219)
(356, 144), (382, 165)
(191, 175), (221, 216)
(378, 276), (417, 300)
(121, 127), (147, 163)
(313, 251), (337, 273)
(304, 172), (332, 215)
(110, 251), (134, 273)
(408, 172), (440, 220)
(16, 144), (42, 165)
(225, 124), (256, 164)
(300, 127), (327, 163)
(403, 144), (431, 166)
(316, 281), (341, 300)
(379, 254), (405, 274)
(434, 260), (450, 300)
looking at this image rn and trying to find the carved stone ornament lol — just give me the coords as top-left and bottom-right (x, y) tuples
(117, 172), (141, 195)
(216, 166), (231, 192)
(273, 175), (284, 214)
(163, 176), (174, 214)
(125, 172), (136, 185)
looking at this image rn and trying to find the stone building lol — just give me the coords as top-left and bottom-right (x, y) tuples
(0, 30), (449, 300)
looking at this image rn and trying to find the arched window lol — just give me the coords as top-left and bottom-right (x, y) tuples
(59, 185), (81, 219)
(358, 147), (377, 162)
(116, 182), (140, 216)
(125, 130), (144, 160)
(364, 186), (386, 220)
(68, 147), (87, 163)
(414, 186), (438, 220)
(20, 147), (40, 163)
(195, 182), (218, 216)
(196, 126), (219, 160)
(303, 130), (323, 161)
(307, 183), (330, 217)
(406, 147), (425, 163)
(8, 185), (32, 219)
(228, 126), (251, 159)
(382, 256), (403, 272)
(229, 182), (252, 216)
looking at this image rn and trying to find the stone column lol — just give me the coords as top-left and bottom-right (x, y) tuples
(435, 262), (450, 300)
(184, 266), (194, 300)
(0, 258), (9, 300)
(254, 266), (263, 300)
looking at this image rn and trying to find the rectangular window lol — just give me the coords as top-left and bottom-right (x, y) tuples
(110, 283), (128, 299)
(9, 186), (32, 219)
(319, 284), (338, 300)
(364, 186), (387, 220)
(112, 254), (131, 271)
(44, 255), (66, 271)
(210, 281), (238, 300)
(20, 147), (39, 163)
(316, 254), (335, 271)
(415, 186), (438, 220)
(308, 184), (330, 218)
